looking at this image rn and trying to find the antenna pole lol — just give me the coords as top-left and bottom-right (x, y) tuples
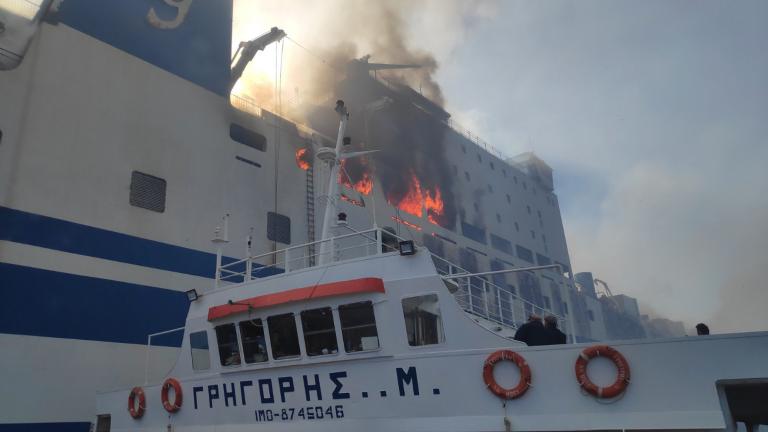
(318, 101), (349, 263)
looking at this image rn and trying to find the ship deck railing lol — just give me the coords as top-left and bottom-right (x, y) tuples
(215, 226), (570, 337)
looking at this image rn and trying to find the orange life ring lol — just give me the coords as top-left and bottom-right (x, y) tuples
(128, 386), (146, 419)
(482, 350), (532, 400)
(575, 345), (630, 398)
(161, 378), (183, 413)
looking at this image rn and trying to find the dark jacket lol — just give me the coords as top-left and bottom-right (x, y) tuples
(545, 326), (567, 345)
(514, 321), (549, 346)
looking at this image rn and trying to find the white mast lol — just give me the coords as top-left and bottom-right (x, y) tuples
(317, 100), (349, 263)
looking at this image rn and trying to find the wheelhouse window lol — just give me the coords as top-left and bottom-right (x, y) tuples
(189, 331), (210, 371)
(239, 319), (268, 363)
(268, 313), (301, 359)
(301, 307), (338, 356)
(339, 301), (379, 352)
(214, 324), (241, 366)
(402, 294), (444, 346)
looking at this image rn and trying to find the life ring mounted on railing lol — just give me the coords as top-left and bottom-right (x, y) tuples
(161, 378), (183, 413)
(483, 349), (532, 400)
(574, 345), (630, 399)
(128, 386), (146, 419)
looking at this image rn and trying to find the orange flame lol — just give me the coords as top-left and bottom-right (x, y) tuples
(295, 148), (311, 171)
(389, 172), (423, 217)
(338, 160), (373, 195)
(340, 193), (365, 207)
(424, 188), (445, 225)
(391, 216), (422, 231)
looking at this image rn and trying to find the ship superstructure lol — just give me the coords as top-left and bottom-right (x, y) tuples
(3, 1), (599, 430)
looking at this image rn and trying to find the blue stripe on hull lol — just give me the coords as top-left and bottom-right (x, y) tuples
(0, 205), (218, 279)
(0, 262), (188, 346)
(0, 422), (90, 432)
(0, 206), (284, 279)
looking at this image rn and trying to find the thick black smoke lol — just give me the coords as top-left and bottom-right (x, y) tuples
(329, 72), (458, 230)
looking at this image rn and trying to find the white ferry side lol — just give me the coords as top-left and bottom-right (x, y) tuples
(96, 228), (768, 431)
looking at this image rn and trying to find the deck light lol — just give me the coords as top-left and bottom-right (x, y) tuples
(399, 240), (416, 256)
(185, 289), (199, 302)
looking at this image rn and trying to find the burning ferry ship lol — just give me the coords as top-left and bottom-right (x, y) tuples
(3, 1), (766, 431)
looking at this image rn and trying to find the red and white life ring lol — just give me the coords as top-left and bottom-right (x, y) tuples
(161, 378), (183, 413)
(482, 350), (532, 400)
(574, 345), (630, 398)
(127, 386), (146, 419)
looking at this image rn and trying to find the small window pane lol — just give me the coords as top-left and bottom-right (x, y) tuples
(268, 313), (300, 359)
(215, 324), (241, 366)
(239, 319), (269, 363)
(230, 123), (267, 151)
(189, 331), (210, 371)
(402, 294), (444, 346)
(267, 211), (291, 244)
(301, 307), (338, 356)
(339, 301), (379, 352)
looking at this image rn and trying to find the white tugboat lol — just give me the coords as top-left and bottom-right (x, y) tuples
(93, 102), (768, 432)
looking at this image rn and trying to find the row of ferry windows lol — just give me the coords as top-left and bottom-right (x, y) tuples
(189, 295), (444, 371)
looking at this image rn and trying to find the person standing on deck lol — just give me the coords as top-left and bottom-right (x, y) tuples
(544, 315), (567, 345)
(514, 314), (548, 346)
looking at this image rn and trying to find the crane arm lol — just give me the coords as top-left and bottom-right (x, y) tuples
(230, 27), (286, 92)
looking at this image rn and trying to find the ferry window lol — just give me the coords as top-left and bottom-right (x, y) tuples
(476, 153), (482, 163)
(301, 307), (338, 356)
(267, 211), (291, 244)
(214, 324), (241, 366)
(506, 194), (511, 204)
(464, 171), (471, 182)
(514, 221), (520, 232)
(588, 310), (595, 321)
(496, 213), (501, 223)
(339, 301), (379, 352)
(129, 171), (166, 213)
(490, 161), (495, 170)
(402, 294), (444, 346)
(0, 0), (47, 70)
(239, 319), (268, 363)
(189, 331), (211, 371)
(267, 313), (300, 359)
(230, 123), (267, 152)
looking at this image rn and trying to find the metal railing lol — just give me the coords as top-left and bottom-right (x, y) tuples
(215, 226), (569, 337)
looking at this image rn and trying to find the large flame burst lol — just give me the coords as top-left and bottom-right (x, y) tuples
(387, 171), (446, 226)
(295, 148), (312, 171)
(338, 159), (373, 195)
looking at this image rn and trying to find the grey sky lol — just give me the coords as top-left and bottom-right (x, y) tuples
(438, 1), (768, 332)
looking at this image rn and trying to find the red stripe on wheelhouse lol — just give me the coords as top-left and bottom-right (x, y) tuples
(207, 278), (385, 321)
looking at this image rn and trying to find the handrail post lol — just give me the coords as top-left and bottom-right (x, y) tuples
(482, 279), (490, 318)
(510, 295), (516, 326)
(284, 248), (291, 273)
(375, 228), (383, 255)
(496, 286), (503, 323)
(468, 277), (474, 312)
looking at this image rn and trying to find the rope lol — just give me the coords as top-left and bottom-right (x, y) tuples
(285, 36), (342, 73)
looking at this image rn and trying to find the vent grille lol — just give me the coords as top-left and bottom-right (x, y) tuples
(130, 171), (166, 213)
